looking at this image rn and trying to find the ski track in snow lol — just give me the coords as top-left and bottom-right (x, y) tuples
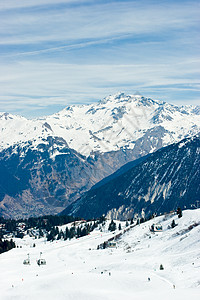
(0, 210), (200, 299)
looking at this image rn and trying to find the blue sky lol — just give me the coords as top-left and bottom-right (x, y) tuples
(0, 0), (199, 118)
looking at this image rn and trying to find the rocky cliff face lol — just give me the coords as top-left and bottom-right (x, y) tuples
(62, 136), (200, 220)
(0, 134), (160, 219)
(0, 93), (199, 218)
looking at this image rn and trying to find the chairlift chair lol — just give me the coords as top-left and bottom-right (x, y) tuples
(23, 253), (30, 265)
(23, 258), (30, 265)
(37, 252), (46, 266)
(37, 258), (46, 266)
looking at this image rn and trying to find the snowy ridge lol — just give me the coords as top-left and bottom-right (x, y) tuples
(1, 93), (200, 156)
(0, 209), (200, 299)
(63, 135), (200, 219)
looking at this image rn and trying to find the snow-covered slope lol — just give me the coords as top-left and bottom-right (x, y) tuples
(1, 93), (200, 156)
(62, 135), (200, 220)
(0, 209), (200, 300)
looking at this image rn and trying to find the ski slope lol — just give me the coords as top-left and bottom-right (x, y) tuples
(0, 209), (200, 300)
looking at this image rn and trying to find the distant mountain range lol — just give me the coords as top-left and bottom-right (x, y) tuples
(0, 93), (199, 218)
(61, 135), (200, 220)
(1, 93), (200, 155)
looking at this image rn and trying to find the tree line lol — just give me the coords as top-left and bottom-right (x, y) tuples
(47, 219), (105, 241)
(0, 214), (80, 237)
(0, 238), (15, 254)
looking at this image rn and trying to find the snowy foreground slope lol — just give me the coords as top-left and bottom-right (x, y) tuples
(1, 209), (200, 300)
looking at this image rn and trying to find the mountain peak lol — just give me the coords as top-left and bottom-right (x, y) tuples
(134, 91), (143, 96)
(0, 92), (200, 156)
(0, 112), (26, 121)
(99, 92), (145, 105)
(99, 92), (126, 104)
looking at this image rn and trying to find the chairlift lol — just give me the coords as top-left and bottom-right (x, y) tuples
(37, 252), (46, 266)
(23, 253), (30, 265)
(37, 258), (46, 266)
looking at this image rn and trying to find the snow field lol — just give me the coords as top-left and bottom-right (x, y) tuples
(0, 209), (200, 299)
(1, 94), (199, 156)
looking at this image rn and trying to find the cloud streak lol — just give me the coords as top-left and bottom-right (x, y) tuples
(1, 1), (199, 46)
(0, 0), (89, 11)
(0, 0), (199, 117)
(0, 60), (199, 114)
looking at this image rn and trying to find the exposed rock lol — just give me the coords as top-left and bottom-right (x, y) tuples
(62, 136), (200, 220)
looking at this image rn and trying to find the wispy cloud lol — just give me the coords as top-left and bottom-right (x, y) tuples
(1, 2), (199, 45)
(1, 35), (133, 57)
(0, 59), (199, 114)
(0, 0), (89, 10)
(0, 0), (199, 117)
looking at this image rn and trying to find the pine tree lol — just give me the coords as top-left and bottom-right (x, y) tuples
(57, 232), (62, 240)
(80, 226), (88, 237)
(69, 226), (76, 239)
(99, 215), (106, 224)
(64, 227), (69, 240)
(177, 207), (182, 218)
(171, 219), (177, 228)
(108, 220), (116, 232)
(160, 264), (164, 270)
(76, 226), (81, 238)
(0, 239), (16, 254)
(47, 229), (55, 241)
(39, 228), (43, 238)
(55, 226), (59, 235)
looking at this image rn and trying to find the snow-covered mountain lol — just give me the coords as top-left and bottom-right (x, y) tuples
(1, 93), (200, 156)
(62, 135), (200, 220)
(0, 93), (199, 219)
(1, 209), (200, 299)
